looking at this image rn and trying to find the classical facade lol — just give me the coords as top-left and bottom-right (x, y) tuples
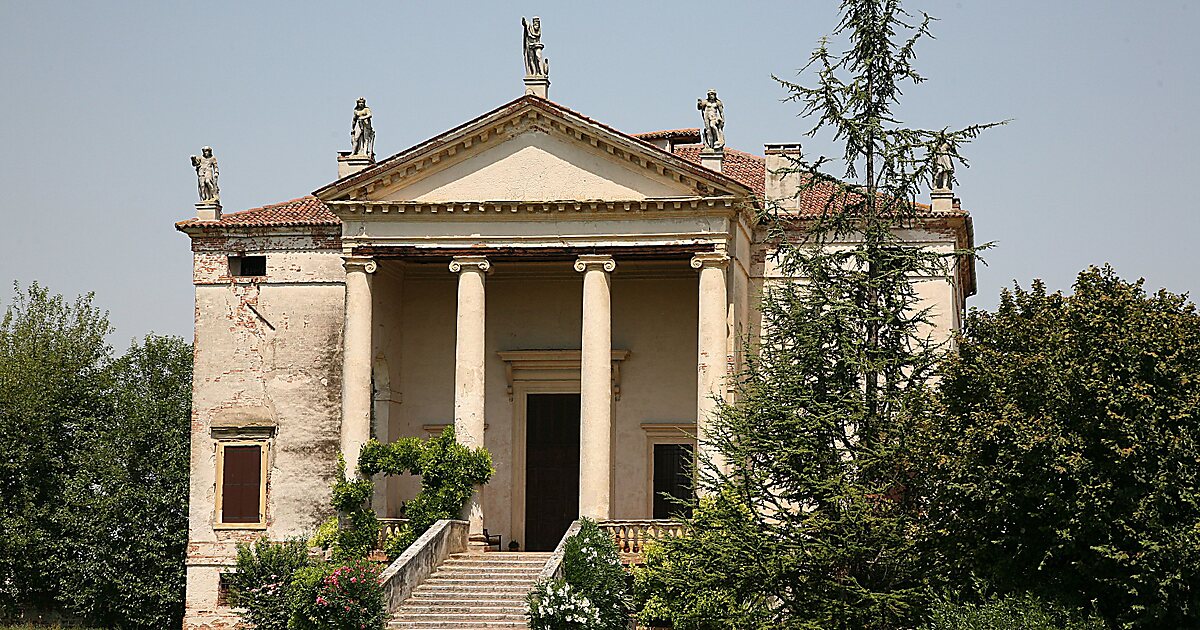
(176, 79), (974, 626)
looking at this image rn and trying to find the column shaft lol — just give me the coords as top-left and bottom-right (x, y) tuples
(575, 255), (616, 520)
(693, 253), (730, 474)
(340, 257), (376, 477)
(450, 256), (490, 541)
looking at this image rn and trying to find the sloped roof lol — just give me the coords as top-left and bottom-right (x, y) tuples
(175, 196), (339, 230)
(671, 145), (766, 197)
(314, 95), (752, 201)
(633, 128), (701, 142)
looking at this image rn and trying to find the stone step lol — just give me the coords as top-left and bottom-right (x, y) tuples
(391, 619), (528, 624)
(398, 602), (525, 612)
(389, 552), (547, 628)
(393, 612), (525, 619)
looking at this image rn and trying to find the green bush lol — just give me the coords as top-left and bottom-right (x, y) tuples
(528, 518), (629, 630)
(920, 595), (1107, 630)
(560, 519), (630, 630)
(355, 426), (493, 559)
(288, 561), (385, 630)
(526, 579), (602, 630)
(226, 539), (311, 630)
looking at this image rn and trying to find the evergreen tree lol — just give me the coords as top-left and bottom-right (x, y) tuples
(635, 1), (999, 628)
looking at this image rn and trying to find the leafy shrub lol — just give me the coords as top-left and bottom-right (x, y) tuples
(356, 426), (493, 558)
(529, 518), (629, 630)
(527, 579), (602, 630)
(560, 519), (630, 630)
(226, 539), (311, 630)
(288, 561), (385, 630)
(921, 595), (1107, 630)
(329, 456), (380, 562)
(307, 516), (338, 550)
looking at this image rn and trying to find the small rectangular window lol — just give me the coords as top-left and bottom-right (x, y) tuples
(229, 255), (267, 277)
(219, 444), (263, 524)
(652, 443), (694, 519)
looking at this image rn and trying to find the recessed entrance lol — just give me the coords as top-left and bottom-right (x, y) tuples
(523, 393), (581, 551)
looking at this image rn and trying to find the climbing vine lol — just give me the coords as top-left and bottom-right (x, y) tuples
(328, 426), (493, 560)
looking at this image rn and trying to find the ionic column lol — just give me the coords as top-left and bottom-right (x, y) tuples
(449, 256), (490, 544)
(574, 254), (616, 520)
(341, 256), (377, 477)
(691, 252), (730, 473)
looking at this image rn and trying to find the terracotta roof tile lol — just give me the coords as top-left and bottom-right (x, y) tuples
(633, 128), (701, 141)
(672, 144), (766, 197)
(175, 196), (340, 230)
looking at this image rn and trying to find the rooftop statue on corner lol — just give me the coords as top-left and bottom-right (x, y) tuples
(697, 90), (725, 151)
(522, 16), (548, 78)
(190, 146), (219, 203)
(351, 98), (375, 158)
(933, 137), (955, 191)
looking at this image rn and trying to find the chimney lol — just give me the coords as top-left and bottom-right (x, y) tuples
(337, 151), (374, 179)
(764, 143), (803, 210)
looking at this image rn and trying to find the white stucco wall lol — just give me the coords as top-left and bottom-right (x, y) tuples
(184, 235), (344, 629)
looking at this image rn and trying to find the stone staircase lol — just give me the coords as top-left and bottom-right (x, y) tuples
(388, 552), (551, 629)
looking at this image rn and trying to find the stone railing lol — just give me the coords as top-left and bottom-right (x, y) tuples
(377, 517), (410, 550)
(598, 519), (684, 556)
(378, 519), (468, 613)
(536, 520), (583, 582)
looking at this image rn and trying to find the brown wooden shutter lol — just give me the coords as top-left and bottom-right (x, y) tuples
(221, 445), (262, 523)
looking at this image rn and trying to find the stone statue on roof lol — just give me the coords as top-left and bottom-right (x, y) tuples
(351, 98), (375, 158)
(697, 89), (725, 151)
(522, 16), (548, 77)
(190, 146), (219, 203)
(932, 138), (954, 191)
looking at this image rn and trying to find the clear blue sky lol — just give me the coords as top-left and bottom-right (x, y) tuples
(2, 1), (1197, 344)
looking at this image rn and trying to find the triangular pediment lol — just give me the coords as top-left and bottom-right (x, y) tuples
(313, 96), (751, 204)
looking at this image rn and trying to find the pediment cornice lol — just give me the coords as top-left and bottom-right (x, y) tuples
(325, 196), (745, 221)
(312, 96), (753, 203)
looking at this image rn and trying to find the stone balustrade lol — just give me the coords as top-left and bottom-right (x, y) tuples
(598, 519), (683, 558)
(377, 517), (411, 550)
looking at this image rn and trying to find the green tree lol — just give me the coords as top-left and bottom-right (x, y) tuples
(923, 266), (1200, 629)
(0, 283), (192, 628)
(59, 334), (193, 628)
(0, 283), (111, 616)
(633, 0), (998, 627)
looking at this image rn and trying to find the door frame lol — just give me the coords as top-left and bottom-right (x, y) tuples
(511, 379), (580, 550)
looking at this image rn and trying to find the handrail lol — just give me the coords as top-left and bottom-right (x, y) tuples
(378, 519), (468, 612)
(536, 520), (582, 582)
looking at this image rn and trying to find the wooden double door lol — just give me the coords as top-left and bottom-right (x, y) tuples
(523, 393), (581, 551)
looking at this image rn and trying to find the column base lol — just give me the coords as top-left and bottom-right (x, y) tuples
(467, 533), (492, 554)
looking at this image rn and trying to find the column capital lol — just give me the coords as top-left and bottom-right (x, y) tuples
(449, 256), (491, 274)
(344, 256), (377, 274)
(690, 252), (730, 269)
(574, 254), (616, 273)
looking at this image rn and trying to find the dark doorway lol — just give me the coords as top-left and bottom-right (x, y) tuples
(524, 393), (581, 551)
(653, 443), (694, 519)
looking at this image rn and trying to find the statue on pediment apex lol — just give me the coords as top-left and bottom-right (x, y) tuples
(522, 16), (548, 77)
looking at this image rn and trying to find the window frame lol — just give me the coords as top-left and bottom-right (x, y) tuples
(213, 440), (269, 529)
(641, 423), (697, 519)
